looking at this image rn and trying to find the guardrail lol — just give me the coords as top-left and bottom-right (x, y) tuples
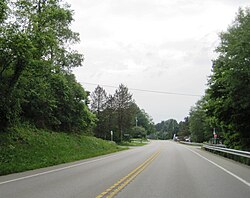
(179, 141), (250, 165)
(203, 144), (250, 159)
(179, 141), (203, 146)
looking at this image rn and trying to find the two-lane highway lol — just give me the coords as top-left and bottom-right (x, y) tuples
(116, 142), (250, 198)
(0, 141), (249, 198)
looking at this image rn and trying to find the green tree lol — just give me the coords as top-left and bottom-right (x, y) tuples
(155, 119), (179, 139)
(90, 85), (139, 141)
(17, 63), (57, 128)
(90, 85), (108, 138)
(114, 84), (135, 141)
(189, 99), (211, 143)
(0, 0), (94, 133)
(131, 126), (147, 138)
(136, 108), (155, 135)
(91, 85), (107, 114)
(50, 74), (95, 133)
(0, 5), (34, 129)
(178, 117), (190, 138)
(0, 0), (8, 23)
(104, 95), (118, 140)
(206, 8), (250, 149)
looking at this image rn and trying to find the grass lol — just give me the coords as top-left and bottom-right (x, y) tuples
(119, 138), (149, 146)
(0, 126), (126, 176)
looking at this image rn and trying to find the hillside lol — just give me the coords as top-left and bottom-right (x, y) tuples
(0, 126), (125, 176)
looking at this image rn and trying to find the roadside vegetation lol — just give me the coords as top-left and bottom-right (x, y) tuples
(90, 85), (156, 142)
(0, 125), (125, 176)
(118, 138), (149, 147)
(0, 0), (151, 176)
(155, 8), (250, 151)
(0, 0), (249, 176)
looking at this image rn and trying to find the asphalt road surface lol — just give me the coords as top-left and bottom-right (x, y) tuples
(0, 140), (249, 198)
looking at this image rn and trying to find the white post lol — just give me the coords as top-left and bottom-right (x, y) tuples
(111, 131), (113, 142)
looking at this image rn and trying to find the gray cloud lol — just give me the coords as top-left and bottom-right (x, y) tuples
(70, 0), (248, 122)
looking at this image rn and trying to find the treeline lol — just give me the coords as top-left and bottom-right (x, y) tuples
(155, 119), (179, 140)
(90, 85), (156, 142)
(1, 1), (249, 150)
(156, 8), (250, 151)
(0, 0), (95, 133)
(0, 0), (155, 141)
(190, 8), (250, 150)
(155, 116), (210, 143)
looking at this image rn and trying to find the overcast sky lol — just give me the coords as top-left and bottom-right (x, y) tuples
(69, 0), (249, 123)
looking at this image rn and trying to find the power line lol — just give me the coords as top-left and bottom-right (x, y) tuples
(80, 81), (202, 97)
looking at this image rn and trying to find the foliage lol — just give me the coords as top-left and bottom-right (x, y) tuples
(155, 119), (179, 139)
(114, 84), (135, 141)
(136, 108), (156, 135)
(90, 85), (155, 141)
(178, 117), (190, 138)
(205, 8), (250, 150)
(189, 99), (211, 143)
(90, 85), (109, 138)
(0, 0), (95, 133)
(131, 126), (147, 138)
(0, 0), (8, 23)
(0, 13), (34, 128)
(91, 85), (108, 114)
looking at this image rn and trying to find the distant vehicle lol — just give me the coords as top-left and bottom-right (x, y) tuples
(185, 137), (191, 142)
(173, 136), (179, 141)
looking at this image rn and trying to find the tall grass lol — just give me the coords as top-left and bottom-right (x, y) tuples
(0, 126), (125, 176)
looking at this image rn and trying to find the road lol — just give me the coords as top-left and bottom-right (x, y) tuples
(0, 140), (249, 198)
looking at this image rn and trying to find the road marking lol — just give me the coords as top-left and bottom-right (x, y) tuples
(96, 149), (161, 198)
(0, 151), (129, 185)
(185, 146), (250, 187)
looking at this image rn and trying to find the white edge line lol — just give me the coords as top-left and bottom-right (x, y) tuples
(184, 146), (250, 187)
(0, 153), (120, 185)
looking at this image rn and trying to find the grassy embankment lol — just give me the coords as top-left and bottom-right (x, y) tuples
(119, 138), (149, 146)
(0, 126), (126, 176)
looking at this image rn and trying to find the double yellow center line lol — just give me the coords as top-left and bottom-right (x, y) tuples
(96, 149), (161, 198)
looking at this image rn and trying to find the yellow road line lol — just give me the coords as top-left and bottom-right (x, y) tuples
(96, 149), (161, 198)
